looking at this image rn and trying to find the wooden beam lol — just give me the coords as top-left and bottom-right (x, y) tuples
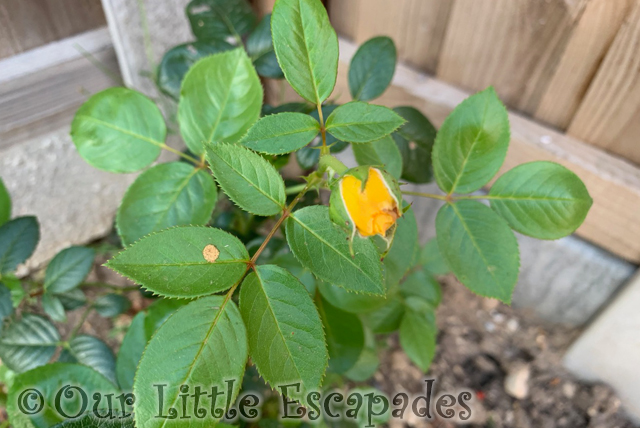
(267, 38), (640, 262)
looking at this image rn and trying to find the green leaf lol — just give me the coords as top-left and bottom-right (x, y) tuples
(239, 265), (327, 401)
(133, 296), (247, 428)
(42, 293), (66, 322)
(0, 216), (39, 274)
(364, 298), (405, 334)
(432, 87), (510, 194)
(0, 314), (59, 373)
(488, 161), (593, 239)
(178, 49), (262, 155)
(263, 102), (315, 116)
(399, 298), (437, 372)
(271, 0), (338, 104)
(246, 14), (284, 79)
(286, 206), (384, 295)
(107, 226), (249, 299)
(6, 363), (120, 428)
(116, 312), (145, 391)
(269, 252), (316, 295)
(392, 106), (437, 184)
(186, 0), (256, 40)
(44, 246), (95, 294)
(94, 294), (130, 317)
(56, 288), (87, 311)
(52, 413), (134, 428)
(157, 40), (233, 100)
(0, 177), (11, 226)
(317, 280), (385, 314)
(436, 200), (519, 303)
(3, 275), (25, 308)
(117, 162), (218, 246)
(242, 113), (320, 155)
(143, 298), (188, 339)
(383, 206), (419, 287)
(59, 335), (117, 386)
(344, 347), (379, 382)
(349, 36), (397, 102)
(0, 284), (13, 334)
(296, 105), (348, 169)
(317, 296), (363, 374)
(400, 270), (442, 307)
(325, 102), (404, 143)
(206, 142), (286, 216)
(419, 239), (450, 276)
(352, 135), (402, 179)
(71, 87), (166, 173)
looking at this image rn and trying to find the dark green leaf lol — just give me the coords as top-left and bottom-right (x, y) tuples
(178, 49), (262, 155)
(0, 283), (13, 334)
(286, 206), (384, 295)
(364, 297), (405, 334)
(383, 206), (419, 287)
(269, 252), (316, 295)
(0, 314), (59, 373)
(0, 177), (10, 226)
(325, 102), (404, 143)
(488, 161), (593, 239)
(144, 298), (188, 339)
(240, 265), (327, 401)
(352, 135), (402, 179)
(206, 142), (286, 216)
(107, 226), (249, 298)
(94, 294), (130, 317)
(71, 87), (166, 173)
(271, 0), (338, 104)
(133, 296), (247, 428)
(44, 246), (95, 294)
(432, 87), (510, 194)
(0, 216), (39, 274)
(400, 270), (442, 307)
(317, 296), (363, 374)
(400, 298), (437, 372)
(317, 280), (385, 314)
(6, 363), (120, 428)
(349, 36), (396, 102)
(52, 413), (134, 428)
(42, 293), (66, 322)
(262, 102), (315, 116)
(59, 335), (117, 385)
(436, 200), (519, 303)
(56, 288), (87, 311)
(186, 0), (256, 40)
(392, 106), (437, 183)
(116, 312), (145, 391)
(242, 113), (320, 155)
(117, 162), (218, 246)
(296, 105), (348, 169)
(157, 40), (233, 100)
(247, 14), (284, 78)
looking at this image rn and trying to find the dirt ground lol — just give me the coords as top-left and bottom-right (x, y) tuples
(375, 276), (635, 428)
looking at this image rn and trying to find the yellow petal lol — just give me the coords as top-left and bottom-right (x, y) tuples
(340, 168), (401, 237)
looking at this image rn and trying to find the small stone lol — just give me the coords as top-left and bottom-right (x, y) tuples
(562, 382), (577, 399)
(507, 318), (519, 332)
(504, 365), (530, 399)
(484, 321), (496, 332)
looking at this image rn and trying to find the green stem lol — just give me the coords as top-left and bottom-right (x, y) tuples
(401, 191), (448, 201)
(319, 154), (348, 175)
(285, 183), (308, 195)
(160, 144), (202, 166)
(69, 304), (94, 340)
(316, 104), (329, 156)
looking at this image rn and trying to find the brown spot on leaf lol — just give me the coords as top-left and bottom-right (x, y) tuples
(203, 244), (220, 263)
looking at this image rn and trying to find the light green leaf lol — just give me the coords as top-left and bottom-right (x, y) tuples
(116, 312), (145, 391)
(317, 296), (363, 374)
(352, 135), (402, 179)
(186, 0), (256, 40)
(419, 238), (450, 276)
(271, 0), (338, 104)
(94, 294), (130, 317)
(107, 226), (249, 298)
(117, 162), (218, 246)
(325, 102), (404, 143)
(44, 246), (95, 294)
(400, 298), (437, 372)
(349, 36), (397, 102)
(71, 87), (166, 173)
(0, 216), (39, 274)
(59, 335), (117, 386)
(392, 106), (437, 184)
(206, 142), (286, 216)
(0, 314), (59, 373)
(133, 296), (247, 428)
(3, 275), (25, 308)
(6, 363), (120, 428)
(383, 206), (419, 287)
(0, 177), (10, 226)
(246, 13), (284, 79)
(42, 293), (66, 322)
(286, 206), (384, 295)
(242, 113), (320, 155)
(157, 40), (233, 100)
(432, 87), (510, 194)
(488, 161), (592, 239)
(436, 200), (519, 303)
(239, 265), (327, 401)
(400, 270), (442, 307)
(178, 49), (262, 155)
(317, 280), (385, 314)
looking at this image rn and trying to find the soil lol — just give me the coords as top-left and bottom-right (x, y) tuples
(375, 275), (635, 428)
